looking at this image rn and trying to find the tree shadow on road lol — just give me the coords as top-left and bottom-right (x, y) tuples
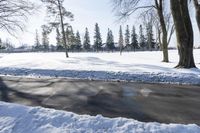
(0, 77), (50, 106)
(0, 78), (10, 102)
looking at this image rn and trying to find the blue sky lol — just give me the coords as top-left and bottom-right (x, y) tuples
(0, 0), (199, 47)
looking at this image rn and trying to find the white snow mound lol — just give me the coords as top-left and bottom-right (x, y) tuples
(0, 102), (199, 133)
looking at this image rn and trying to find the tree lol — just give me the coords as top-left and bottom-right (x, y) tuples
(131, 26), (139, 51)
(56, 28), (64, 50)
(124, 25), (131, 51)
(0, 38), (2, 49)
(113, 0), (170, 62)
(83, 28), (91, 51)
(93, 23), (103, 52)
(119, 25), (124, 55)
(139, 25), (146, 50)
(3, 39), (14, 51)
(75, 31), (82, 51)
(146, 22), (156, 51)
(41, 0), (73, 58)
(41, 25), (50, 51)
(66, 26), (76, 51)
(106, 28), (115, 51)
(0, 0), (36, 35)
(34, 30), (41, 50)
(170, 0), (196, 68)
(141, 10), (156, 51)
(192, 0), (200, 33)
(154, 0), (169, 62)
(0, 38), (3, 49)
(152, 11), (174, 51)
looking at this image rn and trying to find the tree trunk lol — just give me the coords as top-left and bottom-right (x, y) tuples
(57, 0), (69, 58)
(155, 0), (169, 62)
(161, 32), (168, 62)
(120, 46), (123, 55)
(158, 29), (162, 51)
(170, 0), (196, 68)
(193, 0), (200, 33)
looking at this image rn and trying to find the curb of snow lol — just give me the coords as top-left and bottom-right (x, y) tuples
(0, 101), (200, 133)
(0, 67), (200, 85)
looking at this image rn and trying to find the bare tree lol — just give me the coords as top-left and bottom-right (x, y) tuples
(170, 0), (196, 68)
(112, 0), (170, 62)
(41, 0), (73, 58)
(150, 9), (174, 50)
(0, 0), (36, 35)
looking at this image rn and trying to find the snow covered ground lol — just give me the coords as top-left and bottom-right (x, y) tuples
(0, 51), (200, 132)
(0, 50), (199, 84)
(0, 101), (199, 133)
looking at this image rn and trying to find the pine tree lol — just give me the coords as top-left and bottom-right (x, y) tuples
(93, 23), (102, 52)
(0, 38), (3, 49)
(119, 25), (124, 55)
(66, 26), (76, 51)
(75, 31), (82, 51)
(56, 28), (64, 50)
(41, 25), (49, 51)
(34, 29), (41, 50)
(124, 25), (130, 51)
(83, 27), (91, 51)
(0, 38), (5, 50)
(131, 26), (138, 51)
(106, 28), (115, 51)
(139, 25), (146, 50)
(146, 22), (155, 51)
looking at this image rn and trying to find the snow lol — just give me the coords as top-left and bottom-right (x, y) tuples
(0, 101), (199, 133)
(0, 50), (199, 84)
(0, 51), (200, 132)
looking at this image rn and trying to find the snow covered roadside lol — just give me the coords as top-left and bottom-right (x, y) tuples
(0, 68), (200, 85)
(0, 102), (199, 133)
(0, 50), (199, 85)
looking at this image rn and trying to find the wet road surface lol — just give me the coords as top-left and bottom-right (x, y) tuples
(0, 76), (200, 125)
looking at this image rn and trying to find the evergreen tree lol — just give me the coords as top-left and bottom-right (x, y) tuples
(41, 25), (49, 51)
(124, 25), (130, 50)
(56, 28), (64, 50)
(146, 22), (155, 51)
(106, 28), (115, 51)
(34, 29), (41, 50)
(75, 31), (82, 51)
(139, 25), (146, 50)
(0, 38), (3, 49)
(0, 38), (5, 50)
(66, 26), (76, 51)
(119, 25), (124, 55)
(83, 27), (91, 51)
(93, 23), (102, 52)
(131, 25), (138, 51)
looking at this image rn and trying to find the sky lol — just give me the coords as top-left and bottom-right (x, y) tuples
(0, 0), (199, 47)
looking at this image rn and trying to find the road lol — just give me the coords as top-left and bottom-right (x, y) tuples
(0, 76), (200, 125)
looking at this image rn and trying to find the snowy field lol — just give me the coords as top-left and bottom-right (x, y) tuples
(0, 101), (199, 133)
(0, 51), (200, 132)
(0, 50), (199, 84)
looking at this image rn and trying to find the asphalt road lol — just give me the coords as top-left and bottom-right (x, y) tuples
(0, 76), (200, 125)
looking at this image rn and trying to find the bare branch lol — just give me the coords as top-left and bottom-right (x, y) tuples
(0, 0), (38, 35)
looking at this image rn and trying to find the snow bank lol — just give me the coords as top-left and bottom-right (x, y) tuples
(0, 102), (199, 133)
(0, 50), (199, 85)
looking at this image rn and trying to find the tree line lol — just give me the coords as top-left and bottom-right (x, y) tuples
(33, 22), (159, 53)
